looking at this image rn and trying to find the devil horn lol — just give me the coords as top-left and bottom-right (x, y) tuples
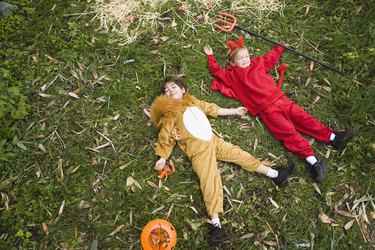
(226, 40), (238, 50)
(237, 36), (244, 47)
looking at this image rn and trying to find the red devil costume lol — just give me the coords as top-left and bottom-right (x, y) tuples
(206, 36), (333, 160)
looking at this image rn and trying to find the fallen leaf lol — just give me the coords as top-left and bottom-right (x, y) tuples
(132, 179), (142, 190)
(38, 143), (46, 153)
(182, 228), (188, 240)
(360, 204), (369, 223)
(36, 168), (42, 178)
(119, 160), (134, 170)
(255, 230), (269, 242)
(267, 152), (278, 159)
(166, 204), (174, 218)
(39, 93), (54, 98)
(309, 61), (314, 71)
(319, 212), (332, 224)
(42, 223), (49, 236)
(112, 114), (120, 121)
(269, 197), (279, 209)
(312, 95), (320, 105)
(336, 210), (353, 218)
(146, 180), (158, 189)
(108, 224), (124, 236)
(359, 219), (370, 241)
(16, 141), (27, 150)
(160, 36), (169, 41)
(1, 193), (9, 210)
(126, 176), (134, 186)
(68, 92), (79, 99)
(355, 5), (363, 15)
(70, 165), (81, 174)
(171, 19), (177, 28)
(150, 50), (159, 55)
(58, 200), (65, 216)
(58, 159), (64, 180)
(325, 147), (331, 158)
(239, 233), (254, 240)
(152, 206), (165, 214)
(143, 108), (151, 118)
(190, 206), (198, 214)
(312, 183), (322, 196)
(344, 219), (355, 230)
(261, 160), (276, 167)
(264, 240), (277, 246)
(223, 185), (231, 196)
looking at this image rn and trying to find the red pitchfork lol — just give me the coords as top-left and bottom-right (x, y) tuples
(213, 12), (345, 76)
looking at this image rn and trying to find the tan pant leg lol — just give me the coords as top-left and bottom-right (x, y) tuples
(214, 135), (261, 172)
(190, 141), (224, 217)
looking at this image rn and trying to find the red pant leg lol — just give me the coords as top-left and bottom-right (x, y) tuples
(286, 96), (333, 143)
(259, 98), (315, 159)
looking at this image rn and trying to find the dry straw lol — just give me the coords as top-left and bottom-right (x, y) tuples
(91, 0), (283, 45)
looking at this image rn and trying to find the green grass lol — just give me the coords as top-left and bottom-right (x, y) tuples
(0, 0), (374, 249)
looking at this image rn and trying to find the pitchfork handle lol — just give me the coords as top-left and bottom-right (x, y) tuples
(235, 26), (345, 76)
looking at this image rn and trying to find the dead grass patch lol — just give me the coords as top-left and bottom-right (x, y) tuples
(91, 0), (284, 45)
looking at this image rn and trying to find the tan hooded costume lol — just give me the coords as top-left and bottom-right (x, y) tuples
(150, 93), (261, 216)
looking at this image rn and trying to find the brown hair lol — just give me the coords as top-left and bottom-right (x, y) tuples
(160, 75), (185, 93)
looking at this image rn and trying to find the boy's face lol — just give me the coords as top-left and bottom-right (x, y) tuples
(230, 48), (251, 68)
(164, 81), (185, 100)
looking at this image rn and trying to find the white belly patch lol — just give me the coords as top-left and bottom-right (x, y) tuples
(183, 107), (212, 141)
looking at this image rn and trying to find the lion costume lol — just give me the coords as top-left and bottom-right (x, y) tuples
(150, 93), (260, 216)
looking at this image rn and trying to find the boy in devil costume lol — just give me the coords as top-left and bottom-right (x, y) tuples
(150, 76), (295, 247)
(204, 36), (355, 183)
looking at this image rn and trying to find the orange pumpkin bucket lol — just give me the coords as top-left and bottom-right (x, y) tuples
(141, 219), (177, 250)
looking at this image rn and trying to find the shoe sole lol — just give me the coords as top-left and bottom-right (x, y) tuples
(209, 237), (229, 247)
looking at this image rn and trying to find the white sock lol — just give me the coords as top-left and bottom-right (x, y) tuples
(306, 156), (318, 165)
(211, 217), (221, 228)
(330, 132), (336, 141)
(266, 168), (279, 178)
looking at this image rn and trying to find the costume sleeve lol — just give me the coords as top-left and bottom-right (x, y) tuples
(263, 46), (285, 72)
(207, 54), (226, 79)
(155, 121), (176, 159)
(195, 98), (220, 118)
(207, 55), (240, 100)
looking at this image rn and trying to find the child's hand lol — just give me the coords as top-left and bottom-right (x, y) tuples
(235, 107), (247, 116)
(204, 44), (213, 55)
(155, 157), (166, 171)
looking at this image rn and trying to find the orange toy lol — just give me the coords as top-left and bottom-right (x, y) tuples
(157, 161), (175, 179)
(141, 219), (177, 250)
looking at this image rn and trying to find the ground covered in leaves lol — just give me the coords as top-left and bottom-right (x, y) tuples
(0, 0), (374, 249)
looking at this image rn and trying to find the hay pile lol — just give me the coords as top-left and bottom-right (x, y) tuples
(91, 0), (283, 45)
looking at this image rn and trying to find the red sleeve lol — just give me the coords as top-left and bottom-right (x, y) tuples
(263, 46), (285, 72)
(207, 54), (226, 79)
(207, 55), (239, 100)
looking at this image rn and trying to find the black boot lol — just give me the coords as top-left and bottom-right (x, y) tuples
(307, 159), (328, 183)
(330, 130), (355, 149)
(208, 224), (228, 247)
(272, 163), (296, 187)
